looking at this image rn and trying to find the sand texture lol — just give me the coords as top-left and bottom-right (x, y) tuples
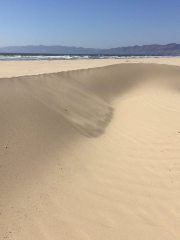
(1, 60), (180, 239)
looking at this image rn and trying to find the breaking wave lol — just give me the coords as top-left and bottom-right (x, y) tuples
(0, 54), (174, 61)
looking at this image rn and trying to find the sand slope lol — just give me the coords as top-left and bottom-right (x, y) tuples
(1, 63), (180, 239)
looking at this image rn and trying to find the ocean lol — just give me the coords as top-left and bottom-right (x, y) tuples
(0, 53), (173, 61)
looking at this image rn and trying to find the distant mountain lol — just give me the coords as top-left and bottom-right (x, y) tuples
(0, 45), (102, 54)
(0, 43), (180, 55)
(100, 43), (180, 55)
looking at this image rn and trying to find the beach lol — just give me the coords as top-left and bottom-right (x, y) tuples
(1, 58), (180, 239)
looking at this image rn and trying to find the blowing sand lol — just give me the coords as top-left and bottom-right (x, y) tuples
(0, 58), (180, 239)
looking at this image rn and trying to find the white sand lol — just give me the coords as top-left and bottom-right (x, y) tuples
(0, 58), (180, 239)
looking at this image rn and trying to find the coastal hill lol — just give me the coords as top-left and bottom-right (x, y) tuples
(0, 43), (180, 55)
(100, 43), (180, 55)
(0, 45), (102, 54)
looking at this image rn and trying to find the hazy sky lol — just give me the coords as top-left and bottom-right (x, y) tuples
(0, 0), (180, 48)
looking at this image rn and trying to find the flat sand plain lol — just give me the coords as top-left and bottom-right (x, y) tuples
(0, 58), (180, 239)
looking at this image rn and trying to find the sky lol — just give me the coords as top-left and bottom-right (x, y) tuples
(0, 0), (180, 49)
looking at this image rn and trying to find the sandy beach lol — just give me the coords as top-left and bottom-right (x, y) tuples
(1, 58), (180, 240)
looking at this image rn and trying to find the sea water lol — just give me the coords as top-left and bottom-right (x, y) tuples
(0, 53), (175, 61)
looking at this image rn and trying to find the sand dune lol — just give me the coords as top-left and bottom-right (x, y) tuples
(1, 63), (180, 239)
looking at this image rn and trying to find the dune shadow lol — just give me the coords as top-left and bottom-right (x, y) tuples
(23, 73), (113, 138)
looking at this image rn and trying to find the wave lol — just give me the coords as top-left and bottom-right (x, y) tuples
(0, 54), (175, 61)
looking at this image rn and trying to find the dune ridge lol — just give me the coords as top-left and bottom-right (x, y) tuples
(1, 63), (180, 239)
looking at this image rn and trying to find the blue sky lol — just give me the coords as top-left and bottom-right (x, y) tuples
(0, 0), (180, 48)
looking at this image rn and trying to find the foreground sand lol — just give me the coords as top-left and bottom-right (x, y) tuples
(1, 58), (180, 239)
